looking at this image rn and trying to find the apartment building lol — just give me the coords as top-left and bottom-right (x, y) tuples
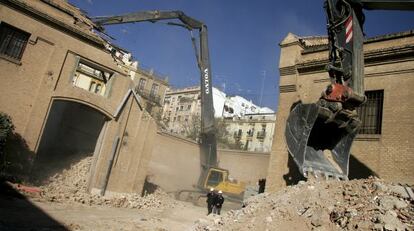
(106, 44), (169, 118)
(162, 86), (276, 152)
(226, 113), (276, 152)
(162, 86), (203, 135)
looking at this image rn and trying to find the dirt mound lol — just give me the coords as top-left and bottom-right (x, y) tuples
(37, 156), (177, 210)
(192, 178), (413, 231)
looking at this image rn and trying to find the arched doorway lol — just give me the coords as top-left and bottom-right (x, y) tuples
(35, 100), (109, 180)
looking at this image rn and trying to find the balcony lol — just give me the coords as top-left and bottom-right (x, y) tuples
(135, 87), (162, 106)
(246, 130), (254, 139)
(256, 131), (266, 139)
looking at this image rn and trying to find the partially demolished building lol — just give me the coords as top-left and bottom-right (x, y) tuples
(0, 0), (156, 195)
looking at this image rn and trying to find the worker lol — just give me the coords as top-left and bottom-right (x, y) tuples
(206, 188), (216, 215)
(258, 178), (266, 194)
(213, 190), (224, 215)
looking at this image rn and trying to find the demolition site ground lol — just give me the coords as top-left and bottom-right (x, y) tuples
(0, 156), (413, 231)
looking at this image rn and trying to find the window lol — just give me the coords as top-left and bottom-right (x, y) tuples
(72, 61), (112, 96)
(185, 115), (189, 122)
(95, 83), (102, 94)
(137, 78), (146, 92)
(257, 124), (266, 139)
(88, 81), (103, 95)
(247, 129), (254, 137)
(187, 105), (191, 110)
(150, 83), (159, 97)
(224, 105), (234, 114)
(206, 170), (223, 187)
(0, 23), (30, 60)
(180, 105), (184, 111)
(89, 82), (96, 92)
(238, 129), (242, 136)
(357, 90), (384, 134)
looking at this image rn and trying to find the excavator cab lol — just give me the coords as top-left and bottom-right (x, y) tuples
(204, 167), (245, 198)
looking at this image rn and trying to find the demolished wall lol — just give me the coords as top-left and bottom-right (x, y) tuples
(0, 0), (157, 196)
(147, 132), (270, 193)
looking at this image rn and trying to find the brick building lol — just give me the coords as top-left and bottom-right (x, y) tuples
(267, 31), (414, 192)
(0, 0), (157, 195)
(131, 65), (169, 117)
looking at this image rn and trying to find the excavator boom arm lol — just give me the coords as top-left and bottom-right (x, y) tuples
(92, 10), (204, 30)
(92, 10), (217, 185)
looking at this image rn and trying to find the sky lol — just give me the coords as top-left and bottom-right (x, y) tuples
(69, 0), (413, 111)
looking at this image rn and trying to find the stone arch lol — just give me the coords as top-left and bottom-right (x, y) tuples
(34, 98), (111, 180)
(51, 96), (114, 119)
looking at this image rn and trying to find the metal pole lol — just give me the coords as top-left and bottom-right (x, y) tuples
(259, 70), (266, 106)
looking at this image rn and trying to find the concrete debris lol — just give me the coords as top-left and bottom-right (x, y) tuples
(191, 177), (414, 231)
(389, 185), (414, 200)
(29, 156), (176, 211)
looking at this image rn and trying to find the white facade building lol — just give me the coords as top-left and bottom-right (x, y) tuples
(162, 86), (276, 152)
(223, 96), (257, 118)
(225, 113), (276, 152)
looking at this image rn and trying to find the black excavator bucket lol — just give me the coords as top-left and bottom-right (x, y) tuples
(285, 103), (358, 180)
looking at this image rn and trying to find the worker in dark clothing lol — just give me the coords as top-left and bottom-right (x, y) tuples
(206, 188), (216, 215)
(258, 178), (266, 194)
(213, 190), (224, 215)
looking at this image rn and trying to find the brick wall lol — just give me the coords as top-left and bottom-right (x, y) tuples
(267, 31), (414, 192)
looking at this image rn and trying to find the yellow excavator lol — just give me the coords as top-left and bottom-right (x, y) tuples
(202, 167), (245, 198)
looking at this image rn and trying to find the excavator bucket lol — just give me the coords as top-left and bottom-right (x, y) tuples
(285, 103), (357, 180)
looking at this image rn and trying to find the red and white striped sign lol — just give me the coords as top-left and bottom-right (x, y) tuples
(345, 16), (353, 43)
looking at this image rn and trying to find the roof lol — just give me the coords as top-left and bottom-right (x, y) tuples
(41, 0), (96, 28)
(281, 30), (414, 51)
(280, 32), (328, 49)
(7, 0), (104, 46)
(299, 36), (328, 48)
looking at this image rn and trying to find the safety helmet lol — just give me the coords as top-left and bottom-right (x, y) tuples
(210, 188), (214, 191)
(218, 190), (222, 194)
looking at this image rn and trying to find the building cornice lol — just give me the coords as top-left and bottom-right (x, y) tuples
(280, 44), (414, 76)
(301, 30), (414, 55)
(135, 67), (169, 85)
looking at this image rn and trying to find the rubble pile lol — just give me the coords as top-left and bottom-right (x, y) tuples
(37, 156), (176, 210)
(193, 178), (413, 231)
